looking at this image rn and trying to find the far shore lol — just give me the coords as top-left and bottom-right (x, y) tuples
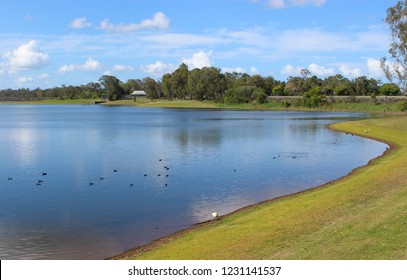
(1, 97), (407, 114)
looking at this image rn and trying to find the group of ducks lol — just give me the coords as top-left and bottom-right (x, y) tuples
(87, 159), (171, 188)
(7, 172), (47, 186)
(6, 159), (174, 189)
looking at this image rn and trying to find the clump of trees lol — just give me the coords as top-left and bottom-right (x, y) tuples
(0, 65), (404, 103)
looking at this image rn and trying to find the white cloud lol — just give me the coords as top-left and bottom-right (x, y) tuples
(82, 57), (101, 71)
(182, 51), (212, 69)
(4, 40), (49, 73)
(281, 64), (301, 76)
(141, 61), (175, 76)
(142, 51), (213, 76)
(139, 12), (170, 29)
(69, 17), (92, 29)
(112, 65), (134, 72)
(276, 28), (387, 54)
(339, 64), (363, 78)
(265, 0), (325, 8)
(100, 12), (169, 32)
(282, 63), (334, 77)
(142, 33), (224, 49)
(367, 58), (406, 81)
(266, 0), (286, 9)
(289, 0), (326, 7)
(308, 63), (335, 76)
(0, 63), (5, 76)
(38, 73), (50, 80)
(58, 57), (101, 74)
(15, 76), (33, 86)
(367, 58), (385, 78)
(58, 64), (75, 74)
(250, 67), (259, 75)
(222, 67), (246, 73)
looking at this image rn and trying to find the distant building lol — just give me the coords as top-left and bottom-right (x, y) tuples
(130, 90), (147, 97)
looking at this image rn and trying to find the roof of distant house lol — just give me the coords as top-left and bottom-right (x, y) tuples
(130, 90), (147, 96)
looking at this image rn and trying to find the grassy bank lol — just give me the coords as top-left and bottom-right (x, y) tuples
(114, 115), (407, 259)
(105, 99), (405, 114)
(103, 99), (220, 108)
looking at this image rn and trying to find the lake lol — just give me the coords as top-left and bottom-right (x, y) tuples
(0, 105), (387, 259)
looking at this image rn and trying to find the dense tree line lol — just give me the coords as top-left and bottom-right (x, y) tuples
(0, 64), (403, 104)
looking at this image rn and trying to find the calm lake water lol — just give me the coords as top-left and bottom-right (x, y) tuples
(0, 105), (387, 259)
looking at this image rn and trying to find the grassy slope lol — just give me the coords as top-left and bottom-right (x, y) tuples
(104, 99), (219, 108)
(129, 115), (407, 260)
(105, 99), (404, 112)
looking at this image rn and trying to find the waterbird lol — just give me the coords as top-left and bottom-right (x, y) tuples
(166, 174), (169, 177)
(36, 182), (42, 186)
(42, 172), (47, 176)
(211, 212), (219, 219)
(89, 182), (94, 186)
(144, 174), (148, 177)
(8, 177), (13, 181)
(37, 180), (43, 184)
(159, 159), (162, 162)
(113, 169), (117, 173)
(99, 177), (104, 181)
(130, 183), (134, 187)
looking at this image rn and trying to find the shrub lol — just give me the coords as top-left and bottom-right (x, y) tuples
(282, 100), (292, 108)
(272, 84), (285, 96)
(252, 88), (267, 104)
(224, 86), (270, 104)
(379, 83), (401, 96)
(302, 87), (327, 107)
(371, 93), (380, 105)
(397, 100), (407, 111)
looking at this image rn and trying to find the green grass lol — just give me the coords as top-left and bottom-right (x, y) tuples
(104, 99), (220, 108)
(119, 115), (407, 260)
(105, 99), (405, 114)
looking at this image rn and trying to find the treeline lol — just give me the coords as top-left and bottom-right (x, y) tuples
(0, 64), (403, 105)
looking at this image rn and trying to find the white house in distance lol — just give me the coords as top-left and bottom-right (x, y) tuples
(130, 90), (147, 97)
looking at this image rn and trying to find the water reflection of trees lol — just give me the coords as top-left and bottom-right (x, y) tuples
(171, 128), (222, 153)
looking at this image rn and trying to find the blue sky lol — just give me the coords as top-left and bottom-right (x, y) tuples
(0, 0), (396, 89)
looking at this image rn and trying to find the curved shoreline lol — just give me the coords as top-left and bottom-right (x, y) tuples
(109, 116), (405, 260)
